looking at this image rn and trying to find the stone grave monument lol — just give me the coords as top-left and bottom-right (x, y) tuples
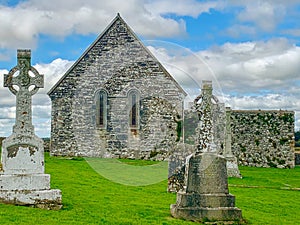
(0, 49), (62, 209)
(224, 107), (242, 178)
(168, 81), (226, 192)
(170, 80), (242, 222)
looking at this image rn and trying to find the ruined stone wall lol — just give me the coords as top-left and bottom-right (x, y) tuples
(50, 97), (78, 156)
(295, 152), (300, 165)
(49, 17), (185, 158)
(183, 109), (295, 168)
(231, 110), (295, 168)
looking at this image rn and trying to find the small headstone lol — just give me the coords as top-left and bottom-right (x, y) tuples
(225, 107), (242, 178)
(0, 50), (62, 209)
(170, 81), (242, 222)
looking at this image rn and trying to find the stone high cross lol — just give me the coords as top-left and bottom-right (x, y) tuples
(171, 81), (243, 222)
(0, 49), (62, 209)
(4, 49), (44, 135)
(193, 80), (219, 153)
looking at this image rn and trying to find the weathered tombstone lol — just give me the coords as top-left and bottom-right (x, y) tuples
(0, 49), (62, 209)
(168, 81), (227, 192)
(225, 107), (242, 178)
(170, 81), (242, 222)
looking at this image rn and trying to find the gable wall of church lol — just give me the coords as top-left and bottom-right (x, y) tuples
(49, 19), (185, 158)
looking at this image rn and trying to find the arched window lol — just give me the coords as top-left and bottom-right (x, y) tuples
(128, 90), (139, 129)
(96, 90), (107, 129)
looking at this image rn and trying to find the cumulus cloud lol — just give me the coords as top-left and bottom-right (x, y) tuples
(33, 118), (51, 137)
(0, 107), (16, 119)
(147, 38), (300, 97)
(222, 94), (300, 111)
(0, 0), (222, 51)
(0, 119), (15, 136)
(147, 39), (300, 129)
(282, 29), (300, 37)
(144, 0), (221, 18)
(0, 0), (299, 53)
(236, 1), (285, 32)
(34, 58), (74, 93)
(199, 38), (300, 93)
(225, 0), (299, 37)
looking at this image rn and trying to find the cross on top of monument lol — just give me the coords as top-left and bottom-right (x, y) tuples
(3, 49), (44, 134)
(4, 50), (44, 95)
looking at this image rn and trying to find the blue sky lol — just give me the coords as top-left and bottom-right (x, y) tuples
(0, 0), (300, 137)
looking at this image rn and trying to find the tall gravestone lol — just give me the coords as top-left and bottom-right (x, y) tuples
(0, 49), (62, 209)
(224, 107), (242, 178)
(170, 81), (242, 222)
(168, 82), (226, 192)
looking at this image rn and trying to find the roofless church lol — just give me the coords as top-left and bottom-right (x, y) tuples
(48, 14), (186, 158)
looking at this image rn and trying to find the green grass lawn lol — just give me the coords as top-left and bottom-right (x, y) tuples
(0, 154), (299, 225)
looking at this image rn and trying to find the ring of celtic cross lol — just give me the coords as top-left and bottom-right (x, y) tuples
(5, 66), (42, 96)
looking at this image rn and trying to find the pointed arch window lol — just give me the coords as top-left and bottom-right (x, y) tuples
(96, 90), (108, 129)
(128, 90), (140, 129)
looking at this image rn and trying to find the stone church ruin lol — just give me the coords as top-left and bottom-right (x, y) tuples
(48, 14), (295, 171)
(48, 14), (186, 159)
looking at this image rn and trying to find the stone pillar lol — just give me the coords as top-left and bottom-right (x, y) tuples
(0, 49), (62, 209)
(170, 80), (242, 222)
(225, 107), (242, 178)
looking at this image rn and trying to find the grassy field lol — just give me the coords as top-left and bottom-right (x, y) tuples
(0, 154), (299, 225)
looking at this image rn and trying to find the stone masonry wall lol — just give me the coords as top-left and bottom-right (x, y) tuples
(231, 110), (295, 168)
(295, 152), (300, 165)
(49, 16), (185, 158)
(183, 109), (295, 168)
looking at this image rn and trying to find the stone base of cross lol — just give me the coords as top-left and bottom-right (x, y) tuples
(170, 151), (243, 222)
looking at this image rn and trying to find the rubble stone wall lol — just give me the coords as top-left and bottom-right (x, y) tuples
(183, 109), (295, 168)
(231, 110), (295, 168)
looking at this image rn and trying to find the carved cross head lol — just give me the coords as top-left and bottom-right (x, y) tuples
(4, 49), (44, 96)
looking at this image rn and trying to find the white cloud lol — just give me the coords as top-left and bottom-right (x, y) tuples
(147, 38), (300, 96)
(199, 38), (300, 93)
(33, 118), (51, 137)
(0, 0), (223, 50)
(225, 25), (257, 38)
(0, 119), (15, 136)
(147, 39), (300, 129)
(222, 94), (300, 111)
(236, 1), (285, 32)
(282, 29), (300, 37)
(225, 0), (299, 36)
(0, 106), (16, 119)
(34, 58), (74, 93)
(144, 0), (222, 18)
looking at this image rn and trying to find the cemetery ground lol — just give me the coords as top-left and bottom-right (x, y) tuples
(0, 153), (299, 225)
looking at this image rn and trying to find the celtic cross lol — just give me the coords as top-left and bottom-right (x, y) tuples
(4, 49), (44, 135)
